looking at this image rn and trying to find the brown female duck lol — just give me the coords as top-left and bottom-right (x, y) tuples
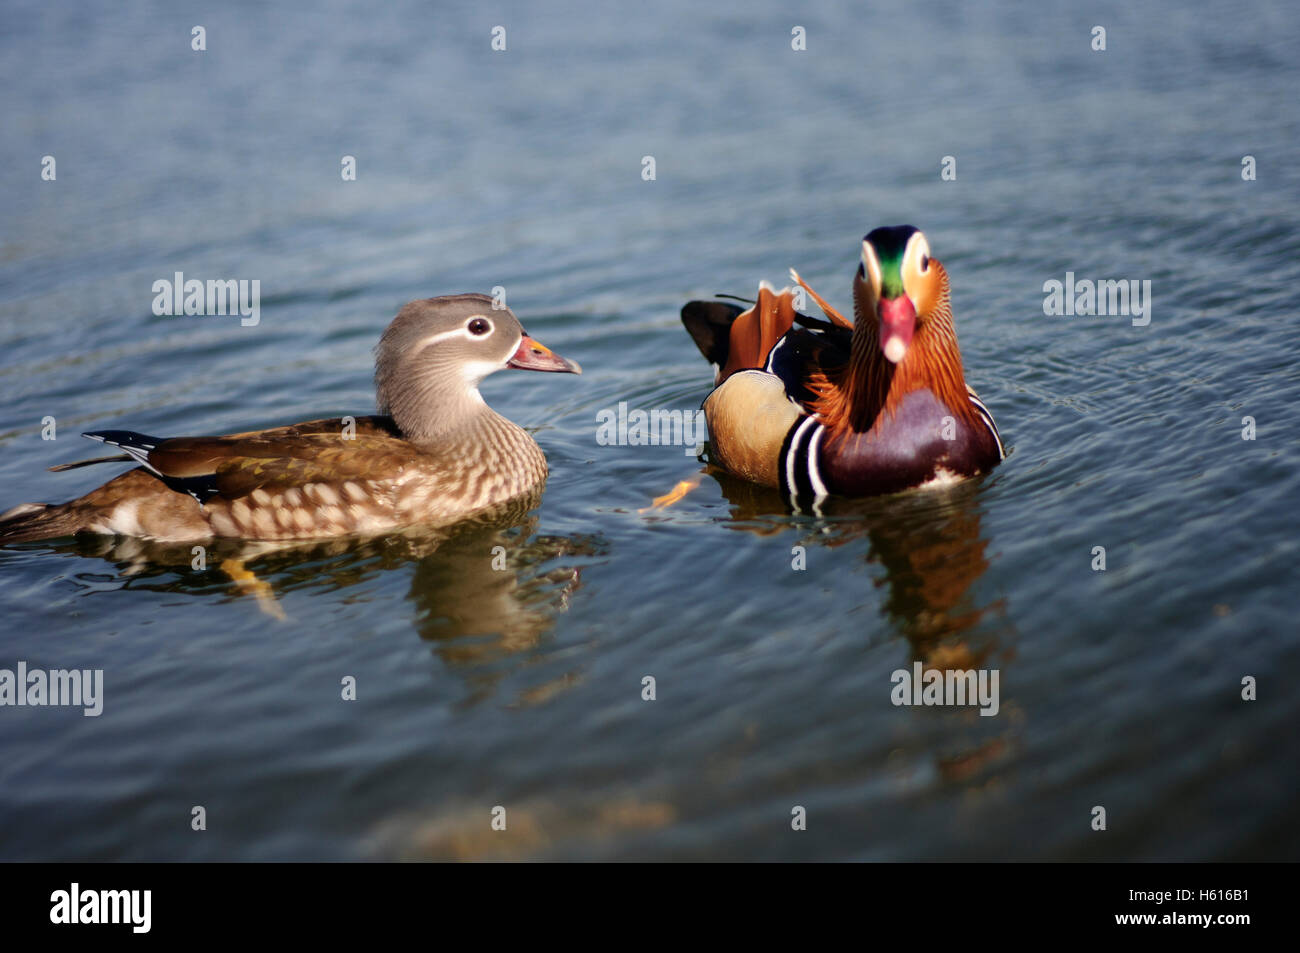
(0, 294), (580, 542)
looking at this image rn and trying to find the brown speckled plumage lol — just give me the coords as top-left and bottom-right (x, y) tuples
(0, 295), (579, 543)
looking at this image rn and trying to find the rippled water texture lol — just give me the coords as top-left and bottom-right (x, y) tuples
(1, 1), (1297, 860)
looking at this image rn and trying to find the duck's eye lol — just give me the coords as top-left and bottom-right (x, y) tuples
(467, 317), (491, 336)
(919, 254), (930, 273)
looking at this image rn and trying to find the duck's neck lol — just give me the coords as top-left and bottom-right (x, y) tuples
(398, 395), (547, 494)
(810, 294), (974, 436)
(389, 386), (482, 444)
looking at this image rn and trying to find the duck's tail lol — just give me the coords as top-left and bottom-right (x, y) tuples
(1, 465), (211, 544)
(0, 500), (88, 543)
(0, 444), (144, 543)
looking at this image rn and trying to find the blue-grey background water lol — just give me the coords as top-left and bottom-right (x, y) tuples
(1, 0), (1297, 860)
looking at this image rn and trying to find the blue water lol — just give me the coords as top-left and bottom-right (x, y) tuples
(1, 0), (1297, 860)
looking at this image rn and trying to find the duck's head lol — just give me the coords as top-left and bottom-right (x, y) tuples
(375, 293), (580, 441)
(853, 225), (945, 365)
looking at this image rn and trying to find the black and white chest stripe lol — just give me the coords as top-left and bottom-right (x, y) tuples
(763, 335), (789, 375)
(965, 386), (1005, 460)
(764, 333), (832, 506)
(778, 414), (829, 508)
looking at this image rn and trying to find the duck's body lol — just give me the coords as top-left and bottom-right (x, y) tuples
(683, 226), (1003, 504)
(0, 295), (580, 543)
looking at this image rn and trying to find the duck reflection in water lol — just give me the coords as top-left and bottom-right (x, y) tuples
(704, 468), (1014, 781)
(708, 469), (1001, 657)
(49, 488), (604, 704)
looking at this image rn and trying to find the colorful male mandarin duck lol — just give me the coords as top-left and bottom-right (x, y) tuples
(0, 294), (580, 543)
(682, 226), (1004, 504)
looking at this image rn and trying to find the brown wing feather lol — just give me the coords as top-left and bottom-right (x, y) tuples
(146, 416), (404, 485)
(207, 434), (420, 500)
(719, 286), (800, 382)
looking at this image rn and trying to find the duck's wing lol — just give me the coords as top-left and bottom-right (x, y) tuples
(83, 416), (412, 503)
(764, 324), (852, 409)
(685, 284), (830, 385)
(698, 319), (850, 491)
(681, 300), (746, 372)
(689, 287), (854, 490)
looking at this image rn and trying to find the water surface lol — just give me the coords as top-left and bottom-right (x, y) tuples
(1, 0), (1297, 860)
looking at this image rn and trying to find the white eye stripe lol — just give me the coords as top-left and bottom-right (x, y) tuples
(413, 325), (496, 353)
(860, 241), (883, 298)
(903, 231), (932, 276)
(415, 328), (469, 351)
